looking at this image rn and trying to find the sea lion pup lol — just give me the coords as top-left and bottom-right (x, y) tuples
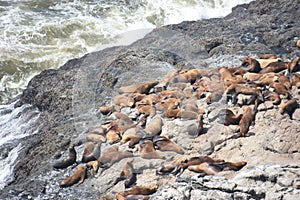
(241, 57), (262, 73)
(59, 165), (86, 187)
(81, 142), (101, 163)
(114, 159), (137, 188)
(211, 108), (243, 126)
(98, 145), (133, 168)
(187, 161), (247, 175)
(153, 136), (184, 154)
(113, 95), (135, 108)
(278, 99), (299, 119)
(137, 139), (164, 159)
(144, 117), (163, 136)
(116, 185), (158, 198)
(237, 106), (256, 138)
(53, 145), (77, 169)
(99, 105), (115, 115)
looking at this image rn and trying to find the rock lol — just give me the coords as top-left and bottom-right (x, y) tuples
(1, 0), (300, 199)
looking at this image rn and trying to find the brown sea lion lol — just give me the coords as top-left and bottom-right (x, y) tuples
(138, 140), (163, 159)
(53, 145), (77, 169)
(59, 165), (86, 187)
(187, 161), (247, 175)
(237, 106), (255, 138)
(212, 108), (243, 126)
(279, 99), (299, 119)
(117, 185), (158, 197)
(136, 105), (156, 117)
(144, 117), (163, 136)
(241, 57), (262, 73)
(256, 58), (281, 68)
(134, 80), (159, 94)
(114, 95), (135, 108)
(291, 74), (300, 88)
(106, 129), (120, 144)
(98, 145), (133, 168)
(263, 91), (281, 105)
(259, 60), (288, 74)
(86, 160), (100, 172)
(243, 72), (263, 82)
(153, 136), (184, 154)
(120, 127), (146, 148)
(86, 133), (106, 143)
(114, 159), (137, 188)
(81, 142), (101, 163)
(287, 57), (300, 73)
(99, 105), (115, 115)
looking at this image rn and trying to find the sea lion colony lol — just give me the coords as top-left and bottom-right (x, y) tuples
(53, 54), (300, 199)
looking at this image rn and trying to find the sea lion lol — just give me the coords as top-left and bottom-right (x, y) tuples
(263, 91), (281, 105)
(278, 99), (299, 119)
(98, 145), (133, 168)
(99, 105), (115, 115)
(53, 145), (77, 169)
(114, 95), (135, 108)
(144, 117), (163, 136)
(212, 108), (243, 126)
(153, 136), (184, 154)
(114, 159), (137, 188)
(120, 127), (146, 148)
(164, 108), (181, 118)
(86, 160), (100, 172)
(134, 80), (159, 94)
(177, 110), (199, 120)
(237, 106), (255, 138)
(59, 165), (86, 187)
(86, 133), (106, 143)
(287, 57), (300, 73)
(187, 161), (247, 175)
(187, 162), (219, 175)
(138, 140), (163, 159)
(259, 60), (288, 73)
(117, 185), (158, 197)
(81, 142), (101, 163)
(256, 58), (281, 68)
(106, 129), (120, 144)
(259, 54), (278, 59)
(136, 105), (156, 117)
(241, 57), (262, 73)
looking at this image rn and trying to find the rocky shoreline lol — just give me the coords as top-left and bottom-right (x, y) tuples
(1, 0), (300, 199)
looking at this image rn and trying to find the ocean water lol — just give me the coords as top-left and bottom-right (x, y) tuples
(0, 0), (253, 103)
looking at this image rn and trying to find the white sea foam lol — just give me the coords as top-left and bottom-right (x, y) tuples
(0, 102), (42, 189)
(0, 0), (253, 103)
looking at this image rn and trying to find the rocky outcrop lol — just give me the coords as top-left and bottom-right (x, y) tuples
(1, 0), (300, 199)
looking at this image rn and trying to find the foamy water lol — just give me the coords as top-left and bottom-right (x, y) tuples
(0, 102), (43, 189)
(0, 0), (253, 103)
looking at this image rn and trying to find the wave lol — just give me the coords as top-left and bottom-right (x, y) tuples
(0, 0), (253, 103)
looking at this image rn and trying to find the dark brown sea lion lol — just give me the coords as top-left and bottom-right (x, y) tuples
(153, 136), (184, 154)
(237, 106), (255, 138)
(81, 142), (101, 163)
(279, 99), (299, 119)
(138, 140), (163, 159)
(59, 165), (86, 187)
(287, 57), (300, 73)
(53, 145), (77, 169)
(114, 159), (137, 188)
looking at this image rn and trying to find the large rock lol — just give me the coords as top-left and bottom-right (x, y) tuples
(1, 0), (300, 199)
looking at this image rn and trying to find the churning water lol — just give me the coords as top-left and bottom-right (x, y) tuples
(0, 0), (253, 103)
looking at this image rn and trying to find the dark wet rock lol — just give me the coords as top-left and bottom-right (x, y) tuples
(1, 0), (300, 199)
